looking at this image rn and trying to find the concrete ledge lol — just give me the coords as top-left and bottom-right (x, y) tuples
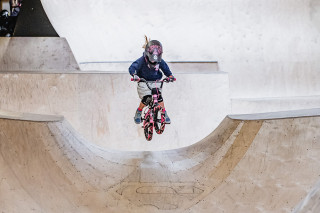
(0, 70), (228, 75)
(0, 109), (64, 122)
(231, 95), (320, 115)
(228, 108), (320, 120)
(79, 61), (219, 73)
(0, 37), (80, 72)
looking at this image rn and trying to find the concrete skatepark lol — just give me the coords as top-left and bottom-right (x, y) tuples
(1, 0), (320, 212)
(0, 109), (320, 212)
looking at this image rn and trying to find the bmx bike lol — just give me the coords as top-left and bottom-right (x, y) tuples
(131, 77), (175, 141)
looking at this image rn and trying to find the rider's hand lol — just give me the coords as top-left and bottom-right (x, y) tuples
(133, 74), (140, 82)
(168, 75), (175, 82)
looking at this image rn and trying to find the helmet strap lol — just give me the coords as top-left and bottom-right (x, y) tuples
(144, 54), (159, 71)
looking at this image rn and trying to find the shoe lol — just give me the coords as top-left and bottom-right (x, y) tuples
(164, 111), (171, 124)
(134, 109), (142, 124)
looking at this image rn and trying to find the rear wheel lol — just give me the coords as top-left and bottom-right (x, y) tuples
(154, 108), (165, 134)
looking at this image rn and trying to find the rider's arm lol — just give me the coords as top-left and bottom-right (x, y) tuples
(128, 56), (144, 76)
(159, 59), (173, 77)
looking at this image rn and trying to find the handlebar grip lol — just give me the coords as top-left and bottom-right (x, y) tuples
(165, 77), (176, 82)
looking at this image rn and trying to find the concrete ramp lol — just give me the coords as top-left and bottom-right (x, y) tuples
(1, 109), (320, 212)
(294, 179), (320, 213)
(0, 72), (230, 151)
(0, 37), (79, 72)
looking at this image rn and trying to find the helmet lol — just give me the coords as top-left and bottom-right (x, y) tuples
(144, 40), (163, 69)
(1, 10), (9, 19)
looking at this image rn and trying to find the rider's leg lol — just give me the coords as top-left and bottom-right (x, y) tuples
(159, 101), (171, 124)
(134, 102), (145, 124)
(159, 101), (165, 109)
(136, 82), (151, 124)
(134, 95), (152, 124)
(138, 102), (145, 110)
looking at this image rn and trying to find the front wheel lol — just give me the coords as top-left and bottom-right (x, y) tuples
(144, 123), (153, 141)
(154, 108), (165, 134)
(143, 113), (153, 141)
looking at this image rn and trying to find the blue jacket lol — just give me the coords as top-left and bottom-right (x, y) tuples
(129, 55), (172, 81)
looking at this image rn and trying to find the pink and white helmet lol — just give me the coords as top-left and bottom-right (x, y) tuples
(144, 40), (163, 68)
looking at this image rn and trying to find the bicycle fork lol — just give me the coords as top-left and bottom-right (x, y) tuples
(142, 93), (160, 128)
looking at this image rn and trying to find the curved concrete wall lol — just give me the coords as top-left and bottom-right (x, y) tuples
(41, 0), (320, 105)
(0, 73), (230, 151)
(1, 112), (320, 212)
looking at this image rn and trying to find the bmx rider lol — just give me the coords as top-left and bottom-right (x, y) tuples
(129, 37), (175, 124)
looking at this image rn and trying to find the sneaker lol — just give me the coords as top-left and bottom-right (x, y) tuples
(134, 109), (142, 124)
(164, 111), (171, 124)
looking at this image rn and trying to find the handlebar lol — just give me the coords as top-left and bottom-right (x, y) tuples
(131, 77), (176, 90)
(131, 77), (176, 83)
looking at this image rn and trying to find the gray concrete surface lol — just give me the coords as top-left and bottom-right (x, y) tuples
(0, 37), (79, 72)
(0, 1), (319, 211)
(41, 0), (320, 115)
(79, 61), (219, 73)
(0, 72), (230, 151)
(1, 110), (320, 212)
(293, 180), (320, 213)
(231, 96), (320, 115)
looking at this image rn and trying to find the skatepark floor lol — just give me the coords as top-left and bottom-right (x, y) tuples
(1, 108), (320, 212)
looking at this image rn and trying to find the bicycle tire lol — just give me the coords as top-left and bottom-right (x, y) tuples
(143, 113), (153, 141)
(144, 123), (153, 141)
(154, 108), (165, 134)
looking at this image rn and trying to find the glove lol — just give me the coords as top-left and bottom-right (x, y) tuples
(133, 74), (140, 82)
(168, 75), (175, 82)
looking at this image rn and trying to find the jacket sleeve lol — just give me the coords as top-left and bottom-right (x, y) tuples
(129, 57), (145, 76)
(128, 59), (139, 76)
(160, 60), (173, 77)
